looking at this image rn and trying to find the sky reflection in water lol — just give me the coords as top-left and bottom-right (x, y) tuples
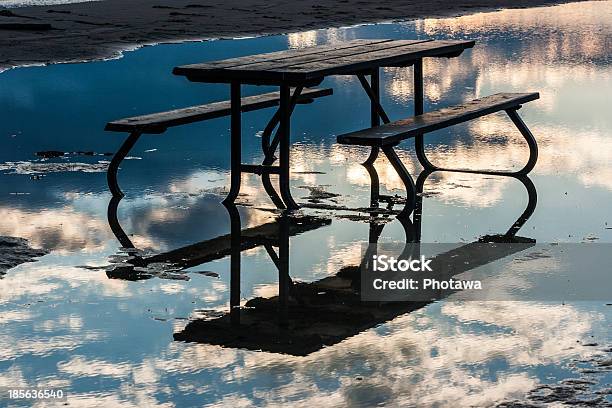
(0, 1), (611, 407)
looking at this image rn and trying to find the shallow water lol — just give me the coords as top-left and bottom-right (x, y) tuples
(0, 1), (611, 407)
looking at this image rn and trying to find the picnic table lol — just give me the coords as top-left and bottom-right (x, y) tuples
(172, 39), (476, 209)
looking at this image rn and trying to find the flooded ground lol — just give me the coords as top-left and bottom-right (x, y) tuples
(0, 1), (611, 407)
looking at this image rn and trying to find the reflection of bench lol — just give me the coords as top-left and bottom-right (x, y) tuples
(107, 197), (333, 324)
(337, 93), (539, 214)
(104, 87), (332, 197)
(144, 215), (329, 269)
(106, 195), (330, 280)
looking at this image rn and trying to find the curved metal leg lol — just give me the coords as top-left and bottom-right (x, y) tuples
(107, 194), (135, 249)
(398, 215), (420, 260)
(278, 84), (299, 210)
(506, 108), (538, 175)
(416, 169), (538, 240)
(362, 147), (381, 208)
(261, 116), (285, 208)
(261, 110), (281, 159)
(414, 169), (433, 242)
(107, 131), (141, 197)
(363, 146), (379, 166)
(381, 146), (417, 219)
(259, 87), (305, 209)
(106, 193), (149, 274)
(415, 135), (437, 172)
(504, 175), (537, 237)
(415, 108), (539, 176)
(261, 113), (286, 209)
(262, 176), (286, 209)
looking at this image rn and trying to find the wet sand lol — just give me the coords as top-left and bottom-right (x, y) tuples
(0, 0), (590, 72)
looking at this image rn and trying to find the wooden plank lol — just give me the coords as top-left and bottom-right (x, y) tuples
(173, 40), (474, 84)
(228, 39), (431, 72)
(105, 87), (332, 133)
(337, 93), (540, 146)
(174, 39), (391, 71)
(279, 40), (475, 76)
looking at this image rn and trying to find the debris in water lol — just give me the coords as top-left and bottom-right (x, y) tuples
(36, 151), (114, 158)
(298, 185), (340, 203)
(0, 161), (109, 174)
(193, 271), (220, 278)
(35, 150), (64, 158)
(583, 234), (599, 242)
(0, 236), (48, 277)
(497, 345), (612, 407)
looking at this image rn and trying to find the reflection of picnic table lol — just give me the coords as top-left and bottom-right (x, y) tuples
(173, 175), (537, 355)
(106, 197), (331, 279)
(169, 170), (536, 355)
(174, 239), (537, 356)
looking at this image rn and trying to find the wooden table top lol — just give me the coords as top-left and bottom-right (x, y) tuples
(173, 38), (475, 85)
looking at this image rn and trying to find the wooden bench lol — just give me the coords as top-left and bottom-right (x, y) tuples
(104, 87), (332, 196)
(337, 92), (540, 215)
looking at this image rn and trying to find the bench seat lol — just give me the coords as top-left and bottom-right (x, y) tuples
(105, 87), (332, 134)
(336, 91), (540, 218)
(105, 87), (332, 197)
(337, 92), (539, 147)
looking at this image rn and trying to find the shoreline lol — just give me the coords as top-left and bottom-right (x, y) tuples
(0, 0), (590, 72)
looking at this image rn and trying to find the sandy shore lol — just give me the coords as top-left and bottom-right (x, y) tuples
(0, 0), (587, 71)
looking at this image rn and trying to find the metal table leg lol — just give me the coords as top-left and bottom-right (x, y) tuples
(223, 81), (242, 205)
(359, 68), (392, 206)
(365, 68), (381, 204)
(261, 86), (304, 209)
(225, 202), (242, 325)
(358, 68), (418, 217)
(277, 215), (290, 326)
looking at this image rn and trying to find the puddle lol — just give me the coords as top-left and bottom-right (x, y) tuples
(0, 1), (610, 407)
